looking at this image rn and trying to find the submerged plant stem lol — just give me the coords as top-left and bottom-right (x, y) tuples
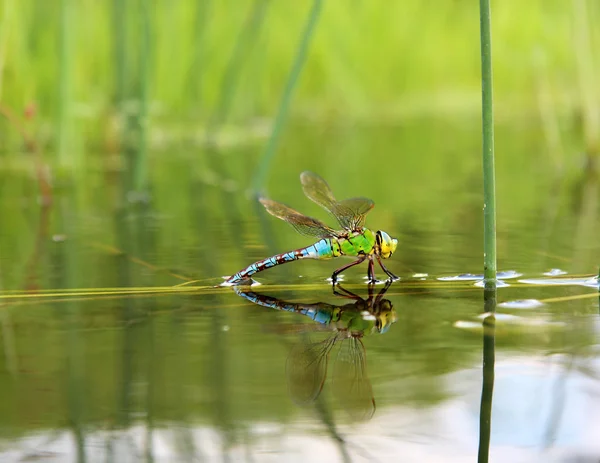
(479, 0), (497, 287)
(252, 0), (324, 194)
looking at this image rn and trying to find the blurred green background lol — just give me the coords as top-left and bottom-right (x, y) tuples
(1, 0), (598, 161)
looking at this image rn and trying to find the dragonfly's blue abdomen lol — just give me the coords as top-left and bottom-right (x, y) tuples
(301, 307), (335, 324)
(224, 239), (334, 284)
(309, 238), (334, 258)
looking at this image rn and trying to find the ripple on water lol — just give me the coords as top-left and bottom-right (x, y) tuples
(437, 270), (523, 282)
(498, 299), (545, 309)
(453, 312), (566, 333)
(543, 268), (567, 276)
(519, 276), (598, 288)
(474, 279), (511, 288)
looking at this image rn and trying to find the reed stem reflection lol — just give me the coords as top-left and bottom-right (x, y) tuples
(478, 291), (496, 463)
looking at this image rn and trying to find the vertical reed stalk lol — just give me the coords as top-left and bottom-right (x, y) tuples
(478, 4), (497, 459)
(573, 0), (599, 168)
(134, 0), (151, 194)
(479, 0), (497, 288)
(0, 0), (14, 101)
(252, 0), (324, 194)
(57, 0), (72, 172)
(113, 0), (128, 107)
(205, 0), (270, 142)
(188, 0), (212, 104)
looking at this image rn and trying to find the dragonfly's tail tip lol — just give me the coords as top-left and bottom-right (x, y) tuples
(220, 276), (256, 288)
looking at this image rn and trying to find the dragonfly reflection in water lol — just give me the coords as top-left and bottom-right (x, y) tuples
(234, 282), (397, 420)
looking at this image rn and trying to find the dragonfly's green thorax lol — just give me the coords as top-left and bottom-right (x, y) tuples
(330, 228), (377, 258)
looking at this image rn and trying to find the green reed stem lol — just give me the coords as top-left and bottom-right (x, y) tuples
(57, 0), (72, 172)
(0, 0), (14, 102)
(205, 0), (270, 142)
(573, 0), (599, 169)
(134, 0), (151, 194)
(479, 0), (497, 287)
(187, 0), (212, 103)
(251, 0), (324, 195)
(113, 0), (128, 106)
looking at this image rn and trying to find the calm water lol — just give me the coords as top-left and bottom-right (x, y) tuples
(0, 122), (599, 462)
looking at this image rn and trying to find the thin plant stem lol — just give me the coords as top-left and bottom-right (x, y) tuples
(113, 0), (128, 107)
(478, 4), (497, 458)
(573, 0), (599, 166)
(0, 0), (14, 102)
(187, 0), (212, 104)
(479, 0), (497, 288)
(57, 0), (72, 172)
(251, 0), (324, 195)
(134, 0), (151, 194)
(205, 0), (270, 143)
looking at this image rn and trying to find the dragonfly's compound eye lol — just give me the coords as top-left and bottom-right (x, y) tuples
(377, 230), (397, 259)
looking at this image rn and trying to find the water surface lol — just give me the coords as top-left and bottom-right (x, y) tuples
(0, 122), (598, 462)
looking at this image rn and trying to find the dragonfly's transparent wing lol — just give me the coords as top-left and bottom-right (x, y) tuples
(259, 198), (338, 238)
(262, 322), (333, 336)
(300, 171), (374, 231)
(286, 335), (337, 405)
(300, 171), (339, 211)
(332, 197), (375, 230)
(331, 337), (375, 421)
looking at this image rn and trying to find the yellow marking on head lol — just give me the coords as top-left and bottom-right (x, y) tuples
(376, 230), (397, 259)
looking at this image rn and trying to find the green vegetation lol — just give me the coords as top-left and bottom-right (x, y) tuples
(252, 0), (323, 194)
(0, 1), (598, 159)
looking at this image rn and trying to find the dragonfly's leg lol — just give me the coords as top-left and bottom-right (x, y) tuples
(367, 257), (383, 285)
(367, 278), (375, 298)
(367, 258), (376, 284)
(333, 284), (362, 300)
(375, 279), (393, 304)
(331, 256), (366, 284)
(376, 255), (399, 281)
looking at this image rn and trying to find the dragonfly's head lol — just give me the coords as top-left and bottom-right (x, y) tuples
(376, 230), (398, 259)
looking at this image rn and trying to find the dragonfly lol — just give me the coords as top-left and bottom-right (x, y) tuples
(234, 281), (397, 420)
(223, 171), (398, 285)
